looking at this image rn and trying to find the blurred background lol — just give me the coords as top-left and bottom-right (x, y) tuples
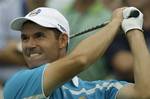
(0, 0), (150, 98)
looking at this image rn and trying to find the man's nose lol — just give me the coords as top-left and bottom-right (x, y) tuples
(26, 38), (37, 48)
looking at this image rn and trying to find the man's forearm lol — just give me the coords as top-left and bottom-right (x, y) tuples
(127, 30), (150, 97)
(69, 19), (121, 68)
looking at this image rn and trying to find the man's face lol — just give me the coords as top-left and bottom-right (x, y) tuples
(21, 22), (62, 68)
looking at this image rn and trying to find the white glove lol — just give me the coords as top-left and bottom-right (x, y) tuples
(122, 7), (143, 34)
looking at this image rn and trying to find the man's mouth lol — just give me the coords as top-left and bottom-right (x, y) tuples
(25, 48), (42, 58)
(25, 51), (43, 59)
(26, 53), (44, 61)
(30, 53), (41, 58)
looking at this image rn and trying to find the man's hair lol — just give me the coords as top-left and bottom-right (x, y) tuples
(50, 28), (68, 50)
(50, 28), (62, 40)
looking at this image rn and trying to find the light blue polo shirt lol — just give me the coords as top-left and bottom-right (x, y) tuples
(4, 64), (128, 99)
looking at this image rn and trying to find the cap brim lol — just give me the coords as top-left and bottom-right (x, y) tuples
(10, 17), (29, 30)
(10, 17), (57, 31)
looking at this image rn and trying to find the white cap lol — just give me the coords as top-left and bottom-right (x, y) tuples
(10, 7), (70, 41)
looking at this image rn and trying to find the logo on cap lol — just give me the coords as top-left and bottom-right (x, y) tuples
(58, 24), (66, 32)
(28, 9), (41, 17)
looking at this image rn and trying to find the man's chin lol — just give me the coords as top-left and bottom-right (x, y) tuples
(27, 61), (48, 69)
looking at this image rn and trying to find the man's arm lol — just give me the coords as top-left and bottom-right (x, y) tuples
(117, 7), (150, 99)
(43, 8), (124, 96)
(117, 30), (150, 99)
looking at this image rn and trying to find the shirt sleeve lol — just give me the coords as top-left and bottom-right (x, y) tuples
(4, 64), (48, 99)
(104, 80), (128, 99)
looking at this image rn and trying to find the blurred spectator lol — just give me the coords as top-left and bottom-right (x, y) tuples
(63, 0), (111, 80)
(125, 0), (149, 9)
(0, 42), (25, 65)
(105, 33), (134, 83)
(0, 0), (48, 84)
(100, 0), (126, 10)
(143, 11), (150, 51)
(63, 0), (111, 35)
(47, 0), (74, 11)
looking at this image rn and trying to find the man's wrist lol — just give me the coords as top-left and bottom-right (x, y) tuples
(126, 29), (143, 37)
(125, 28), (143, 35)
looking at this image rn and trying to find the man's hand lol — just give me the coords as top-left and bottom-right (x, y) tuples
(111, 7), (125, 25)
(122, 7), (143, 33)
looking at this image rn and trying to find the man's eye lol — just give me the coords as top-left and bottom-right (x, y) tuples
(35, 32), (45, 38)
(21, 35), (28, 41)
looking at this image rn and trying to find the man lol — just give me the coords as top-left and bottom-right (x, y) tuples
(3, 7), (150, 99)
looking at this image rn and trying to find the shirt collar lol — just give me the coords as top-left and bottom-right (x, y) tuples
(71, 76), (79, 87)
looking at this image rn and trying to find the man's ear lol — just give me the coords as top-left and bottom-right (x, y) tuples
(58, 33), (68, 49)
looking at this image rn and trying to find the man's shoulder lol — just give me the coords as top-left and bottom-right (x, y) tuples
(3, 64), (47, 99)
(7, 69), (28, 82)
(6, 64), (46, 83)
